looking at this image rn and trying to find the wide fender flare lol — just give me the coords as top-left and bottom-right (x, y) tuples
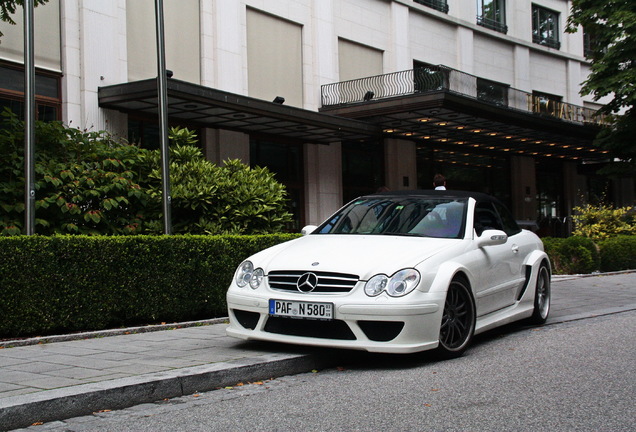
(523, 249), (551, 274)
(426, 261), (478, 295)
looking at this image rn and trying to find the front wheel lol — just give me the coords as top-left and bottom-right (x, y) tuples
(435, 278), (476, 359)
(529, 264), (551, 324)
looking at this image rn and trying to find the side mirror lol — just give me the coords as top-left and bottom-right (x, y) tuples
(301, 225), (318, 236)
(476, 229), (508, 247)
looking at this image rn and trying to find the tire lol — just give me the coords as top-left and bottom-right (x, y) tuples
(529, 263), (551, 324)
(435, 277), (476, 359)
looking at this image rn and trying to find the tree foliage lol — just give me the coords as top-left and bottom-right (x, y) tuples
(0, 111), (292, 235)
(566, 1), (636, 174)
(0, 0), (49, 39)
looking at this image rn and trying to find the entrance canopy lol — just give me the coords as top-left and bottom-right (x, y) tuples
(98, 78), (381, 144)
(320, 67), (608, 162)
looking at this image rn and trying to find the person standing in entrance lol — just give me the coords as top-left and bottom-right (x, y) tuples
(433, 174), (446, 190)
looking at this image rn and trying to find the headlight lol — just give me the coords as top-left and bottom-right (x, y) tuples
(235, 261), (264, 289)
(250, 268), (264, 289)
(364, 269), (420, 297)
(386, 269), (420, 297)
(365, 274), (388, 296)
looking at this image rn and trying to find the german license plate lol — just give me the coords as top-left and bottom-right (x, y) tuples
(269, 299), (333, 320)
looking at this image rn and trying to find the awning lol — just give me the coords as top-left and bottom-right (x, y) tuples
(98, 78), (381, 144)
(321, 91), (606, 161)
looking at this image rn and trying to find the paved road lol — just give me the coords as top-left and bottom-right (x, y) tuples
(18, 312), (636, 431)
(1, 271), (635, 430)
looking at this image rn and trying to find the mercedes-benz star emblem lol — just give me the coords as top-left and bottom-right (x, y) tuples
(297, 272), (318, 293)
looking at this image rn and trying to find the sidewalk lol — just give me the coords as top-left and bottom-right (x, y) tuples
(1, 271), (635, 431)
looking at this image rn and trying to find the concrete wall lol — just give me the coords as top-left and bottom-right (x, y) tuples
(510, 156), (537, 221)
(384, 138), (417, 191)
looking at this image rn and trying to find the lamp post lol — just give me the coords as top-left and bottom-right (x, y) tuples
(154, 0), (172, 234)
(24, 0), (36, 235)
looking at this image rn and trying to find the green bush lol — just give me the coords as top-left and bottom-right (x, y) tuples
(0, 112), (292, 235)
(598, 235), (636, 272)
(0, 234), (299, 338)
(542, 236), (600, 275)
(0, 109), (150, 235)
(572, 202), (636, 240)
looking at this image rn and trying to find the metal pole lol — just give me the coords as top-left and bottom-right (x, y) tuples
(154, 0), (172, 234)
(24, 0), (36, 235)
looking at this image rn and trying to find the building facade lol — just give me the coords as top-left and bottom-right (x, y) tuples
(1, 0), (633, 235)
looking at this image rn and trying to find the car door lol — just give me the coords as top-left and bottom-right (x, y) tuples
(492, 200), (531, 301)
(473, 201), (525, 316)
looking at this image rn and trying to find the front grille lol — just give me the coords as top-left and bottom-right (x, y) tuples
(268, 271), (359, 293)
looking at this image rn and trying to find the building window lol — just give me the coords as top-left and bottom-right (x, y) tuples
(342, 140), (385, 204)
(532, 5), (560, 49)
(476, 0), (507, 34)
(583, 31), (593, 58)
(128, 119), (161, 150)
(583, 28), (604, 59)
(250, 139), (304, 230)
(413, 0), (449, 14)
(0, 63), (61, 122)
(536, 158), (566, 237)
(477, 78), (509, 106)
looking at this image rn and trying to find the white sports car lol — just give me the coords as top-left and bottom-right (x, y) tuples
(226, 190), (551, 358)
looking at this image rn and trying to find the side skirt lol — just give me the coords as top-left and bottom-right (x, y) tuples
(474, 302), (534, 335)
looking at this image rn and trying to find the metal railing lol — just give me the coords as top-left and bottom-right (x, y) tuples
(413, 0), (449, 14)
(476, 15), (508, 34)
(320, 65), (607, 126)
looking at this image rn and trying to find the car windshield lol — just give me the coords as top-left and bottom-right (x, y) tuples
(315, 196), (467, 239)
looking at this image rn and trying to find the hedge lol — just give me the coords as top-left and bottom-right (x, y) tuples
(542, 235), (636, 275)
(598, 235), (636, 272)
(0, 234), (299, 338)
(542, 236), (600, 275)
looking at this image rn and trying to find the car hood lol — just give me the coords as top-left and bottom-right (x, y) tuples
(251, 234), (459, 280)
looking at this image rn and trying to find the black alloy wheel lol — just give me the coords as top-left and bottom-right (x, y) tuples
(436, 278), (476, 358)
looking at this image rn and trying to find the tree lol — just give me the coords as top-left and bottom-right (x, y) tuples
(0, 0), (49, 39)
(566, 1), (636, 175)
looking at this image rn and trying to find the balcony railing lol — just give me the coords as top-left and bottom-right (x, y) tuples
(320, 65), (607, 126)
(413, 0), (449, 14)
(476, 15), (508, 34)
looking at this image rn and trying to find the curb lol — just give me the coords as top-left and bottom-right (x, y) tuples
(0, 350), (341, 431)
(545, 305), (636, 326)
(0, 318), (228, 349)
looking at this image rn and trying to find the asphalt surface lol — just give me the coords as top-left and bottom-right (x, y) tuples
(1, 271), (635, 431)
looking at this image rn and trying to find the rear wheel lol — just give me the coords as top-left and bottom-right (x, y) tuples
(530, 264), (551, 324)
(435, 278), (476, 359)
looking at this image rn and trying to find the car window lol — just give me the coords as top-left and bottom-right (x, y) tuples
(493, 201), (522, 236)
(474, 202), (503, 236)
(317, 197), (467, 239)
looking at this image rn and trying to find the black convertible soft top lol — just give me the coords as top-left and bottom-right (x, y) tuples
(363, 189), (504, 205)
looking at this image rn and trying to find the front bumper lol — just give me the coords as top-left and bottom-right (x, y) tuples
(226, 290), (446, 354)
